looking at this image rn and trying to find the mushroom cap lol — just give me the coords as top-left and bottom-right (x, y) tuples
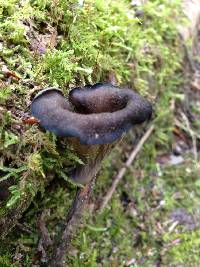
(31, 83), (152, 145)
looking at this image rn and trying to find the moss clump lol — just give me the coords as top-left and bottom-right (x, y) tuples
(0, 254), (19, 267)
(1, 0), (196, 266)
(163, 228), (200, 267)
(0, 0), (183, 191)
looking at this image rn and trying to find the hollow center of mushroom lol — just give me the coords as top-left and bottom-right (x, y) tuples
(69, 90), (128, 114)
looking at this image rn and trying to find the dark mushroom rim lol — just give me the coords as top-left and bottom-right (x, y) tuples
(30, 83), (152, 145)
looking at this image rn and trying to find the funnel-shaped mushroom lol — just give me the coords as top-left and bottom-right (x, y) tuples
(30, 83), (152, 184)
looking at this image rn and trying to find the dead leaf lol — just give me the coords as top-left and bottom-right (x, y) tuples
(22, 116), (39, 125)
(2, 65), (21, 81)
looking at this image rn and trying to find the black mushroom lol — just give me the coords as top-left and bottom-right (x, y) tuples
(30, 83), (152, 184)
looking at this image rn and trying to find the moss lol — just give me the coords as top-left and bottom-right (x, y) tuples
(0, 254), (19, 267)
(1, 0), (198, 266)
(0, 0), (182, 209)
(163, 228), (200, 266)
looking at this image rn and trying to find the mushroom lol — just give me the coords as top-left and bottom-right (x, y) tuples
(30, 83), (152, 184)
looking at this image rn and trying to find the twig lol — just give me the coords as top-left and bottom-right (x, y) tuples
(37, 209), (52, 248)
(16, 222), (33, 235)
(178, 33), (196, 73)
(181, 112), (198, 162)
(50, 176), (96, 267)
(174, 118), (200, 140)
(99, 125), (155, 213)
(37, 210), (52, 263)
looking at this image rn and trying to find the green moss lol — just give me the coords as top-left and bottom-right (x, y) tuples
(163, 229), (200, 266)
(1, 0), (197, 266)
(0, 87), (12, 105)
(0, 0), (183, 207)
(0, 254), (19, 267)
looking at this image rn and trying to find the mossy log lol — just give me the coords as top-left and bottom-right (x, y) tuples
(0, 173), (54, 239)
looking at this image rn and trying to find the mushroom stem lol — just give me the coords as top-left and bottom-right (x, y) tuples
(50, 175), (96, 267)
(68, 138), (118, 184)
